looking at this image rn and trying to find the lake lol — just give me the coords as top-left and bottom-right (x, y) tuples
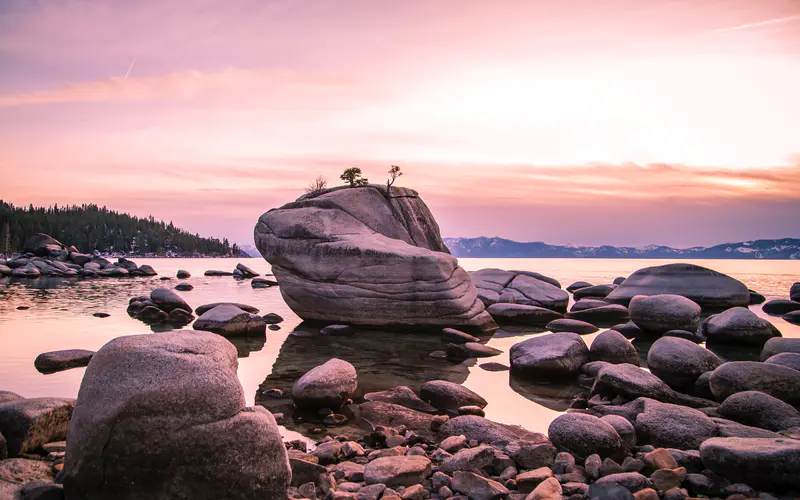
(1, 257), (798, 437)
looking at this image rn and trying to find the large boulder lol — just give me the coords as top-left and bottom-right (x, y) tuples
(566, 305), (630, 325)
(419, 380), (487, 414)
(23, 233), (65, 256)
(486, 303), (563, 326)
(192, 304), (266, 337)
(438, 415), (547, 444)
(761, 337), (800, 360)
(635, 398), (717, 450)
(628, 294), (701, 335)
(761, 299), (800, 315)
(791, 282), (800, 302)
(709, 361), (800, 406)
(470, 268), (568, 311)
(62, 331), (290, 499)
(765, 352), (800, 371)
(699, 307), (780, 346)
(254, 186), (496, 333)
(700, 437), (800, 490)
(647, 337), (721, 389)
(589, 330), (639, 366)
(548, 413), (624, 460)
(717, 391), (800, 431)
(363, 455), (431, 487)
(291, 358), (358, 410)
(509, 333), (589, 378)
(605, 263), (749, 310)
(592, 363), (674, 402)
(0, 398), (75, 457)
(149, 288), (193, 313)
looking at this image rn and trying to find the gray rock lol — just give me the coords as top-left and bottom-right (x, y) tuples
(718, 390), (800, 431)
(446, 342), (502, 360)
(251, 277), (278, 288)
(204, 270), (234, 276)
(471, 268), (567, 311)
(601, 415), (636, 450)
(573, 284), (616, 300)
(783, 310), (800, 324)
(610, 321), (642, 339)
(33, 349), (94, 374)
(235, 263), (259, 277)
(567, 281), (593, 293)
(709, 361), (800, 406)
(193, 304), (266, 336)
(195, 302), (260, 315)
(548, 413), (624, 460)
(570, 298), (610, 312)
(647, 337), (721, 389)
(137, 265), (157, 276)
(629, 294), (701, 335)
(62, 331), (290, 499)
(440, 445), (495, 473)
(441, 328), (479, 344)
(589, 330), (639, 366)
(363, 455), (432, 487)
(450, 470), (508, 500)
(292, 358), (358, 410)
(546, 318), (598, 334)
(566, 305), (630, 325)
(23, 234), (65, 256)
(594, 472), (651, 493)
(176, 270), (191, 279)
(486, 303), (563, 326)
(357, 402), (435, 438)
(149, 287), (192, 313)
(363, 386), (437, 413)
(0, 398), (75, 457)
(504, 440), (556, 469)
(586, 482), (634, 500)
(0, 459), (55, 499)
(761, 337), (800, 360)
(605, 263), (749, 310)
(438, 415), (547, 444)
(792, 282), (800, 302)
(635, 398), (717, 450)
(700, 307), (780, 346)
(420, 380), (487, 414)
(662, 329), (704, 343)
(254, 186), (497, 333)
(592, 363), (675, 402)
(713, 417), (785, 439)
(764, 352), (800, 371)
(263, 313), (283, 324)
(700, 437), (800, 490)
(510, 332), (589, 378)
(173, 282), (193, 291)
(761, 299), (800, 315)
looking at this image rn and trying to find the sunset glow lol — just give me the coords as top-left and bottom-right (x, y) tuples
(2, 0), (799, 246)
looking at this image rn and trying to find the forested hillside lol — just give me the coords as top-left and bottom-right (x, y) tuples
(0, 201), (241, 256)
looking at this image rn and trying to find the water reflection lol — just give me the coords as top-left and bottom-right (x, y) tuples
(509, 375), (584, 411)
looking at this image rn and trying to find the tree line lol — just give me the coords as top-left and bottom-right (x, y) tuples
(0, 200), (240, 257)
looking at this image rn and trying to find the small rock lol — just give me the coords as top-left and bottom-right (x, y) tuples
(33, 350), (94, 374)
(451, 470), (509, 500)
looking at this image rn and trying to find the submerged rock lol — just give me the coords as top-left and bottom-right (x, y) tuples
(193, 304), (266, 337)
(254, 185), (496, 333)
(700, 307), (780, 346)
(629, 294), (701, 335)
(291, 358), (358, 410)
(761, 299), (800, 315)
(573, 284), (616, 300)
(363, 386), (436, 413)
(34, 349), (95, 373)
(150, 287), (193, 313)
(446, 342), (502, 360)
(195, 302), (260, 316)
(510, 332), (589, 378)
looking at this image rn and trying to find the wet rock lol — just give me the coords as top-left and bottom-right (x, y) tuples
(204, 270), (234, 276)
(748, 290), (766, 304)
(176, 270), (190, 279)
(629, 294), (701, 335)
(363, 386), (437, 413)
(700, 437), (800, 490)
(457, 405), (484, 416)
(700, 307), (781, 346)
(137, 265), (157, 276)
(263, 313), (284, 324)
(635, 398), (717, 450)
(487, 303), (563, 326)
(761, 337), (800, 360)
(592, 363), (674, 402)
(446, 342), (502, 360)
(420, 380), (487, 414)
(441, 328), (479, 344)
(573, 284), (616, 300)
(320, 324), (355, 336)
(589, 330), (639, 366)
(479, 362), (509, 372)
(193, 304), (266, 336)
(251, 277), (278, 288)
(235, 263), (259, 277)
(567, 281), (593, 293)
(0, 398), (75, 457)
(718, 390), (800, 431)
(510, 332), (589, 378)
(173, 282), (193, 291)
(33, 350), (94, 374)
(709, 361), (800, 406)
(783, 310), (800, 324)
(545, 318), (598, 334)
(761, 299), (800, 315)
(566, 305), (631, 325)
(363, 455), (431, 488)
(647, 337), (721, 389)
(62, 331), (290, 499)
(548, 413), (624, 460)
(450, 470), (508, 500)
(149, 287), (192, 313)
(292, 358), (358, 410)
(194, 302), (260, 316)
(605, 263), (749, 310)
(167, 308), (194, 325)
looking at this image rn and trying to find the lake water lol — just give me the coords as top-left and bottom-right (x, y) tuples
(1, 257), (798, 437)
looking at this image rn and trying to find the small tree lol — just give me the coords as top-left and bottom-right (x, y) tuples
(386, 165), (402, 192)
(340, 167), (369, 187)
(305, 175), (328, 196)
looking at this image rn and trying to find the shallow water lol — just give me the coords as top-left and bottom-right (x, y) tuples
(1, 257), (798, 437)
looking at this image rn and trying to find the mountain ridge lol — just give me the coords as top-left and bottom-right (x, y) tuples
(443, 236), (800, 259)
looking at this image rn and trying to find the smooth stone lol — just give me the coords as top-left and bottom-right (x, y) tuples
(567, 281), (593, 293)
(748, 290), (766, 304)
(510, 332), (589, 378)
(700, 437), (800, 490)
(546, 318), (598, 334)
(92, 312), (110, 318)
(440, 445), (495, 474)
(709, 361), (800, 406)
(173, 283), (193, 291)
(137, 265), (157, 276)
(149, 288), (192, 313)
(167, 308), (194, 324)
(235, 263), (259, 277)
(420, 380), (487, 414)
(635, 398), (716, 450)
(479, 362), (510, 372)
(192, 304), (266, 336)
(195, 302), (259, 315)
(446, 342), (502, 360)
(450, 470), (508, 500)
(204, 270), (234, 276)
(487, 303), (563, 326)
(586, 482), (634, 500)
(610, 321), (643, 338)
(548, 413), (624, 460)
(700, 307), (780, 346)
(718, 390), (800, 431)
(291, 358), (358, 410)
(761, 337), (800, 360)
(601, 415), (636, 450)
(363, 456), (431, 487)
(441, 328), (480, 344)
(438, 415), (547, 444)
(589, 330), (639, 366)
(647, 337), (721, 389)
(761, 299), (800, 315)
(783, 310), (800, 325)
(573, 284), (616, 300)
(566, 305), (630, 325)
(176, 270), (191, 279)
(471, 268), (567, 311)
(662, 329), (704, 343)
(592, 363), (674, 402)
(33, 350), (95, 374)
(605, 263), (749, 310)
(363, 386), (437, 413)
(629, 294), (701, 335)
(251, 277), (278, 288)
(570, 298), (609, 312)
(0, 398), (75, 457)
(262, 313), (284, 324)
(764, 352), (800, 371)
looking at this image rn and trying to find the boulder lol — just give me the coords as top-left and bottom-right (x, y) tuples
(62, 331), (290, 499)
(440, 445), (495, 473)
(761, 337), (800, 360)
(195, 302), (260, 316)
(420, 380), (486, 414)
(0, 459), (55, 499)
(792, 282), (800, 302)
(363, 386), (437, 413)
(699, 307), (780, 346)
(235, 263), (259, 277)
(33, 349), (94, 374)
(647, 337), (721, 389)
(635, 398), (717, 450)
(700, 437), (800, 490)
(441, 328), (479, 344)
(510, 332), (589, 378)
(566, 305), (630, 325)
(548, 413), (624, 460)
(193, 304), (266, 336)
(450, 470), (508, 500)
(438, 415), (547, 443)
(149, 288), (192, 313)
(592, 364), (674, 402)
(573, 284), (615, 300)
(709, 361), (800, 406)
(662, 329), (704, 343)
(0, 398), (75, 457)
(546, 318), (598, 334)
(254, 186), (497, 333)
(717, 391), (800, 431)
(291, 358), (358, 410)
(176, 270), (191, 279)
(363, 456), (431, 487)
(610, 321), (643, 339)
(570, 298), (610, 312)
(567, 281), (592, 292)
(783, 310), (800, 324)
(589, 330), (639, 366)
(601, 415), (636, 449)
(749, 290), (766, 304)
(628, 294), (701, 335)
(174, 283), (193, 291)
(204, 270), (234, 276)
(605, 263), (749, 310)
(446, 342), (502, 360)
(471, 269), (568, 311)
(764, 352), (800, 371)
(23, 234), (65, 256)
(486, 303), (563, 326)
(761, 299), (800, 315)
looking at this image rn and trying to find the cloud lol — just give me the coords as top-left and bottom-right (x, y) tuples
(707, 13), (800, 34)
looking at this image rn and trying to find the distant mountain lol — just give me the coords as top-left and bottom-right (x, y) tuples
(443, 237), (800, 260)
(237, 244), (262, 258)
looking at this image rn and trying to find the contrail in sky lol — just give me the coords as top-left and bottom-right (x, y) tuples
(707, 13), (800, 34)
(124, 57), (137, 80)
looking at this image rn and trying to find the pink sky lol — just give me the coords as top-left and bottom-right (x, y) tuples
(2, 0), (799, 247)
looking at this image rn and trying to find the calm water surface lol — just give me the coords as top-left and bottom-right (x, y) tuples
(1, 258), (798, 436)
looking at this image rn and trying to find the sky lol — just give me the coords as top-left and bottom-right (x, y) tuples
(1, 0), (799, 247)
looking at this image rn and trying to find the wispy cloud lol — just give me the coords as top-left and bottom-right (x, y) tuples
(707, 13), (800, 34)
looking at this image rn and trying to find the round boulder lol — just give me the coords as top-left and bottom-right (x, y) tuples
(548, 413), (624, 460)
(647, 337), (721, 389)
(149, 288), (192, 313)
(592, 363), (674, 402)
(570, 299), (610, 312)
(709, 361), (800, 406)
(291, 358), (358, 410)
(764, 352), (800, 371)
(573, 284), (616, 300)
(700, 307), (780, 346)
(510, 332), (589, 378)
(700, 437), (800, 490)
(761, 299), (800, 316)
(717, 390), (800, 432)
(192, 304), (266, 337)
(589, 330), (639, 366)
(566, 305), (630, 326)
(601, 415), (636, 450)
(546, 318), (598, 334)
(761, 337), (800, 360)
(567, 281), (593, 293)
(420, 380), (487, 414)
(629, 294), (701, 335)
